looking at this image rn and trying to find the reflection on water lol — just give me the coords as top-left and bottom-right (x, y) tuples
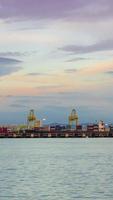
(0, 138), (113, 200)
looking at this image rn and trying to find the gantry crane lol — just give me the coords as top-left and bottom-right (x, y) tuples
(27, 109), (41, 129)
(27, 109), (36, 128)
(68, 109), (79, 128)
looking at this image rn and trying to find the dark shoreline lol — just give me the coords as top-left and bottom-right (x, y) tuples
(0, 130), (113, 138)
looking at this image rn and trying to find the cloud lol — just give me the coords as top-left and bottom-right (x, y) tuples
(0, 57), (21, 64)
(0, 0), (113, 22)
(10, 104), (28, 108)
(60, 39), (113, 55)
(0, 51), (38, 57)
(0, 57), (22, 76)
(0, 52), (25, 57)
(105, 70), (113, 75)
(36, 85), (63, 90)
(27, 72), (49, 76)
(0, 66), (21, 76)
(64, 69), (77, 73)
(66, 57), (88, 62)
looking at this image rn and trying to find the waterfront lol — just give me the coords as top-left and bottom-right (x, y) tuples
(0, 138), (113, 200)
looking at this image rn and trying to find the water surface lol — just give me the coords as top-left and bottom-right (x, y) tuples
(0, 138), (113, 200)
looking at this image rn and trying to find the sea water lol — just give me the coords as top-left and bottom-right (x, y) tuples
(0, 138), (113, 200)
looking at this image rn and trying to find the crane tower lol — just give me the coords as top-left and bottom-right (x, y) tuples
(27, 109), (41, 129)
(68, 109), (79, 129)
(27, 109), (36, 129)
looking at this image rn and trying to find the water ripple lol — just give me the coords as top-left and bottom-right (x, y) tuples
(0, 138), (113, 200)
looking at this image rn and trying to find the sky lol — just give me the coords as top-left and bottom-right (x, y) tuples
(0, 0), (113, 124)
